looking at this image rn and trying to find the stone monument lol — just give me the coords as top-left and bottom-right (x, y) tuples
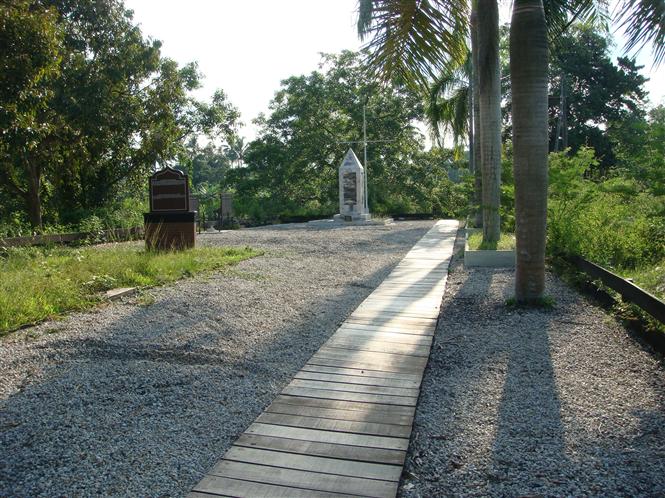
(144, 167), (196, 250)
(220, 191), (234, 227)
(334, 148), (371, 222)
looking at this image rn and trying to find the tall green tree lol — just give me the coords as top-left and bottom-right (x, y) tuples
(510, 0), (550, 302)
(1, 0), (240, 228)
(549, 24), (648, 173)
(358, 0), (502, 245)
(0, 0), (64, 227)
(226, 52), (450, 221)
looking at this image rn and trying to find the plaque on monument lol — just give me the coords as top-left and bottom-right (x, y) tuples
(149, 167), (189, 212)
(343, 172), (357, 206)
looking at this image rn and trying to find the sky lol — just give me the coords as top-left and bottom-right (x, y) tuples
(124, 0), (664, 141)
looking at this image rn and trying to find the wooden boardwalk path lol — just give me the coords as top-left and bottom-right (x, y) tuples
(189, 220), (459, 498)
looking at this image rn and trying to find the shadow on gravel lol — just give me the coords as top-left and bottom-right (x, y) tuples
(487, 320), (569, 494)
(0, 224), (435, 497)
(404, 236), (665, 496)
(404, 266), (569, 496)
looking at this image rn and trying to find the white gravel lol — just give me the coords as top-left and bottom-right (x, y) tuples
(0, 221), (435, 497)
(401, 231), (665, 497)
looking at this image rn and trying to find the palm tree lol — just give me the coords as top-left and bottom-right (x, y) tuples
(477, 0), (502, 242)
(357, 0), (664, 302)
(359, 0), (501, 244)
(223, 135), (248, 168)
(510, 0), (549, 302)
(424, 50), (484, 225)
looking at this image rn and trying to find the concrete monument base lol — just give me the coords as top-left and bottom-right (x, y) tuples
(333, 213), (372, 222)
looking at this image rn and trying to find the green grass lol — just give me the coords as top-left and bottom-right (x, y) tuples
(621, 261), (665, 301)
(0, 244), (260, 335)
(467, 231), (516, 251)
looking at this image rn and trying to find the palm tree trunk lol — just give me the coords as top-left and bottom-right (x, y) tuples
(510, 0), (549, 302)
(477, 0), (501, 242)
(471, 0), (483, 227)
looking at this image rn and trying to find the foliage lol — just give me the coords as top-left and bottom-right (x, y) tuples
(547, 147), (665, 273)
(0, 0), (240, 229)
(357, 0), (468, 88)
(612, 105), (665, 196)
(0, 244), (259, 334)
(549, 24), (648, 173)
(225, 51), (467, 222)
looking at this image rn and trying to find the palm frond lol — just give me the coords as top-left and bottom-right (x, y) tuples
(544, 0), (609, 46)
(357, 0), (470, 88)
(616, 0), (665, 66)
(425, 57), (470, 149)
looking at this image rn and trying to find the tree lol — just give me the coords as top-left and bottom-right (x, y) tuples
(477, 0), (502, 242)
(226, 52), (447, 222)
(0, 0), (64, 227)
(549, 24), (648, 173)
(358, 0), (502, 245)
(1, 0), (240, 229)
(510, 0), (550, 302)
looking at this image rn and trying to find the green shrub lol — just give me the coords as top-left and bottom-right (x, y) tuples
(548, 148), (664, 269)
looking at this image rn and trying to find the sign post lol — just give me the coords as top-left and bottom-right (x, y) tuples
(144, 167), (196, 250)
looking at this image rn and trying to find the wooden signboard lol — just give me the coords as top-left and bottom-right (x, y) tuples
(149, 167), (190, 213)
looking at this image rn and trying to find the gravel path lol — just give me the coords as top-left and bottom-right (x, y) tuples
(401, 231), (665, 497)
(0, 221), (435, 497)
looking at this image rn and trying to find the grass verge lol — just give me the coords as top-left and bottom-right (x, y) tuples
(0, 244), (260, 335)
(467, 231), (516, 251)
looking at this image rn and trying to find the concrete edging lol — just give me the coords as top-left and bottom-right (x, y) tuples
(464, 228), (515, 268)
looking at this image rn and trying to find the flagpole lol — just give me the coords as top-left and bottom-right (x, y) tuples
(363, 102), (368, 212)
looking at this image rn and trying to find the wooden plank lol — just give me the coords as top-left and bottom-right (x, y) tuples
(354, 306), (440, 319)
(338, 322), (436, 334)
(339, 322), (436, 334)
(188, 492), (231, 498)
(309, 354), (427, 375)
(289, 378), (420, 397)
(222, 446), (402, 482)
(246, 423), (410, 451)
(294, 371), (421, 389)
(306, 357), (425, 375)
(234, 434), (406, 466)
(266, 402), (414, 426)
(255, 412), (411, 438)
(347, 312), (437, 325)
(339, 322), (434, 336)
(570, 254), (665, 324)
(299, 365), (423, 382)
(193, 475), (356, 498)
(359, 296), (441, 305)
(314, 348), (429, 368)
(368, 290), (442, 299)
(208, 460), (399, 497)
(281, 386), (418, 406)
(273, 395), (416, 417)
(324, 339), (431, 357)
(333, 329), (434, 345)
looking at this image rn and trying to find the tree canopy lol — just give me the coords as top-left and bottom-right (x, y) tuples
(0, 0), (239, 231)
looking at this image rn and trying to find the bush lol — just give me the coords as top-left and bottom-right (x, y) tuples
(547, 147), (665, 270)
